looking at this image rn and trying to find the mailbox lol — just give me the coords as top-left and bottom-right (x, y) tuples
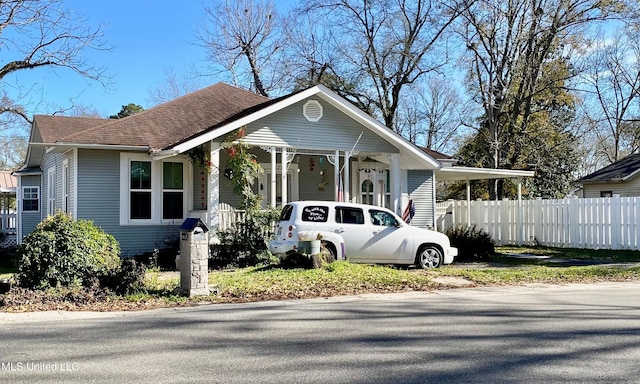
(179, 218), (210, 297)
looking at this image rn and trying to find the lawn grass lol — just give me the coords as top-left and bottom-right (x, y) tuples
(495, 245), (640, 262)
(206, 262), (437, 300)
(2, 247), (640, 311)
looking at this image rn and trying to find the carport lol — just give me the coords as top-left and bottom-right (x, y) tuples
(434, 166), (535, 245)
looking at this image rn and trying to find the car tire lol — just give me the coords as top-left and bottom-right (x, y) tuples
(321, 241), (337, 261)
(416, 245), (443, 269)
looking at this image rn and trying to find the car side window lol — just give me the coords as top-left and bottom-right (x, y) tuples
(369, 209), (398, 227)
(335, 207), (365, 224)
(301, 206), (329, 222)
(279, 205), (293, 221)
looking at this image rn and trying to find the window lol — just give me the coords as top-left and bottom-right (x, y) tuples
(361, 180), (374, 205)
(22, 187), (39, 212)
(335, 206), (364, 225)
(47, 168), (56, 216)
(369, 209), (398, 227)
(130, 160), (152, 219)
(121, 154), (189, 225)
(600, 191), (613, 198)
(302, 206), (329, 222)
(163, 162), (184, 220)
(279, 205), (293, 221)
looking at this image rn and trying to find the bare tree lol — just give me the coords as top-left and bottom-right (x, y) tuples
(147, 68), (203, 106)
(298, 0), (469, 130)
(0, 0), (110, 125)
(581, 24), (640, 164)
(459, 0), (626, 198)
(196, 0), (288, 97)
(396, 76), (465, 153)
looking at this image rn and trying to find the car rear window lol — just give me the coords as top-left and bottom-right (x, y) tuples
(301, 206), (329, 222)
(279, 205), (294, 221)
(335, 207), (364, 224)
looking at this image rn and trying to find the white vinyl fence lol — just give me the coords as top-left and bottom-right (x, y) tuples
(436, 197), (640, 250)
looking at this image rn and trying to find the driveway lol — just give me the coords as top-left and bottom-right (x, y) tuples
(2, 282), (640, 383)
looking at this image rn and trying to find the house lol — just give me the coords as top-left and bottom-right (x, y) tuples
(0, 171), (17, 246)
(14, 82), (533, 256)
(576, 154), (640, 198)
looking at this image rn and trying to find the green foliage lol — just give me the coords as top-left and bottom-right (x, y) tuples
(109, 103), (144, 119)
(211, 208), (280, 269)
(16, 213), (121, 289)
(99, 259), (147, 295)
(445, 225), (495, 262)
(222, 127), (263, 211)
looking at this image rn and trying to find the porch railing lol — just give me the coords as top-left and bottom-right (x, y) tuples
(218, 207), (247, 231)
(1, 212), (16, 233)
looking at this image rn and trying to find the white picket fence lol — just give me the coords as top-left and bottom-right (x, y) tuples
(436, 197), (640, 250)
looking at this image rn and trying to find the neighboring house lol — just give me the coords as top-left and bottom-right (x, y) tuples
(576, 154), (640, 198)
(0, 171), (16, 235)
(14, 82), (532, 256)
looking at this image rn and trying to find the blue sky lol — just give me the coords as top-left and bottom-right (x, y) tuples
(15, 0), (294, 118)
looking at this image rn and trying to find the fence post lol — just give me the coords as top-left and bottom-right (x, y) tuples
(611, 196), (621, 249)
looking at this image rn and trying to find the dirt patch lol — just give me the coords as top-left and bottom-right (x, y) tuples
(430, 276), (476, 288)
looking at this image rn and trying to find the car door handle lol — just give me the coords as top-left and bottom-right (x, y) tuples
(372, 230), (382, 235)
(334, 228), (345, 233)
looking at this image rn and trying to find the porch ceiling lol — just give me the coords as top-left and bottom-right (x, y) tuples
(435, 166), (535, 181)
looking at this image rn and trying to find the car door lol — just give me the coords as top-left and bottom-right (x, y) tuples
(366, 208), (412, 263)
(333, 206), (369, 260)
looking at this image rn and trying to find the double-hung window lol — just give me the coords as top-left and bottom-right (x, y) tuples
(162, 162), (184, 220)
(22, 187), (40, 212)
(130, 161), (152, 220)
(121, 154), (188, 225)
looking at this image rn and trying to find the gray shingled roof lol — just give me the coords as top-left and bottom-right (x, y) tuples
(35, 82), (269, 152)
(578, 154), (640, 183)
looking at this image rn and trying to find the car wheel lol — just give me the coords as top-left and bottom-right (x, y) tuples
(416, 245), (443, 269)
(321, 241), (337, 262)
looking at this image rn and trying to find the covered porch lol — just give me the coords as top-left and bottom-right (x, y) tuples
(207, 143), (418, 230)
(0, 171), (17, 248)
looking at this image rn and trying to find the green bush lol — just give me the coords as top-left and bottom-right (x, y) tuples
(445, 225), (495, 262)
(17, 213), (121, 289)
(210, 208), (280, 269)
(99, 258), (147, 295)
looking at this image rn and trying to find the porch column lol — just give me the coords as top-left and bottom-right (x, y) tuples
(281, 147), (287, 206)
(334, 150), (341, 201)
(270, 147), (277, 208)
(344, 151), (350, 203)
(389, 153), (401, 213)
(1, 194), (6, 232)
(466, 178), (471, 228)
(208, 142), (221, 229)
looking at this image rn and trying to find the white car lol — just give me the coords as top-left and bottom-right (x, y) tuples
(269, 201), (457, 268)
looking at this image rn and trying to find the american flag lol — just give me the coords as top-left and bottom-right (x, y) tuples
(337, 173), (344, 202)
(402, 199), (415, 223)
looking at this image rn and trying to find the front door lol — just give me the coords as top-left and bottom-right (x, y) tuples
(258, 163), (299, 208)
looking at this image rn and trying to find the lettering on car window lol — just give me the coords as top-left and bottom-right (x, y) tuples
(302, 206), (329, 222)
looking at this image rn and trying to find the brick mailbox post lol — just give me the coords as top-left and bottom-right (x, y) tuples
(179, 218), (210, 297)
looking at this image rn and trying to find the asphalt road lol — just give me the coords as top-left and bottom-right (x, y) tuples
(1, 282), (640, 383)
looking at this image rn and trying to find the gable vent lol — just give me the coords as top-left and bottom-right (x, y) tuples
(303, 100), (323, 122)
